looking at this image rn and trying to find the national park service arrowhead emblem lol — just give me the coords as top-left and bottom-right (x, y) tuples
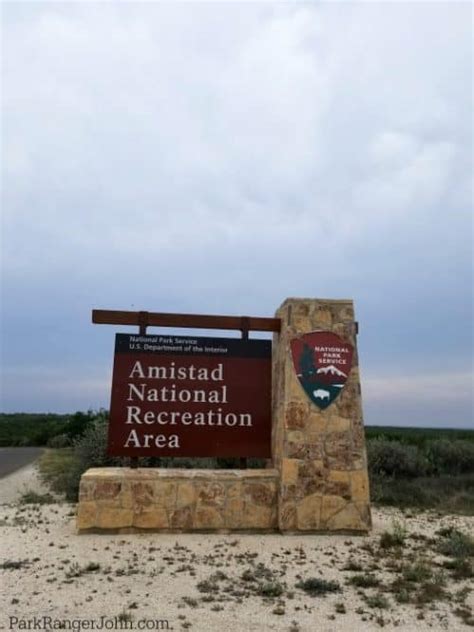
(290, 331), (354, 410)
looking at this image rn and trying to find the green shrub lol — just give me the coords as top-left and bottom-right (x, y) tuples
(365, 594), (390, 609)
(402, 561), (432, 583)
(437, 529), (474, 558)
(257, 582), (284, 597)
(349, 573), (380, 587)
(368, 439), (428, 478)
(64, 418), (126, 500)
(427, 440), (474, 475)
(47, 434), (71, 448)
(380, 521), (407, 549)
(370, 473), (474, 514)
(19, 490), (56, 505)
(296, 577), (341, 596)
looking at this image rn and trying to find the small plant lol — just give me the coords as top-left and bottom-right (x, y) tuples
(349, 573), (380, 588)
(394, 587), (410, 603)
(258, 582), (284, 598)
(181, 596), (198, 608)
(437, 529), (474, 558)
(442, 558), (473, 579)
(365, 594), (390, 609)
(402, 560), (432, 583)
(415, 573), (447, 604)
(65, 562), (82, 578)
(196, 579), (217, 593)
(117, 612), (132, 624)
(241, 569), (257, 582)
(19, 491), (55, 505)
(454, 606), (474, 627)
(380, 520), (407, 549)
(296, 577), (341, 596)
(0, 559), (30, 570)
(343, 559), (363, 572)
(335, 602), (346, 613)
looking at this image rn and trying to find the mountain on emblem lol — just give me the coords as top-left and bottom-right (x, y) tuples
(290, 331), (354, 410)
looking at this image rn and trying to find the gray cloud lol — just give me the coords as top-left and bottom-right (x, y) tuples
(1, 2), (472, 426)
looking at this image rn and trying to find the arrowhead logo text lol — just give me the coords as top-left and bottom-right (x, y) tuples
(290, 331), (354, 410)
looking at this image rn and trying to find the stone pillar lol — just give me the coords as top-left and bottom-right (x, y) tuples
(272, 298), (371, 532)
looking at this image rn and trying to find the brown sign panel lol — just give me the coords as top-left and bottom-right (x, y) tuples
(108, 334), (272, 457)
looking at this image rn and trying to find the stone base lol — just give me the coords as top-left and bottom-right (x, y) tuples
(77, 468), (279, 533)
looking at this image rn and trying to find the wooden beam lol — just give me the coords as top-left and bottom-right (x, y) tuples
(92, 309), (281, 333)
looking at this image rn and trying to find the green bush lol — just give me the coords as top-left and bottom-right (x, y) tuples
(370, 473), (474, 514)
(47, 434), (71, 448)
(427, 440), (474, 475)
(368, 439), (428, 478)
(437, 529), (474, 558)
(57, 417), (126, 501)
(64, 410), (102, 440)
(296, 577), (341, 596)
(380, 520), (407, 549)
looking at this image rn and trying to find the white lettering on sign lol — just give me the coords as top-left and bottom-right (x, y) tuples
(125, 406), (252, 428)
(129, 361), (224, 381)
(122, 359), (253, 449)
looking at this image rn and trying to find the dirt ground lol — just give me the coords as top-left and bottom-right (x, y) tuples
(0, 465), (473, 632)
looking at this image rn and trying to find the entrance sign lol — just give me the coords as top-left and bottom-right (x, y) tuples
(108, 333), (272, 457)
(79, 302), (372, 533)
(290, 331), (354, 410)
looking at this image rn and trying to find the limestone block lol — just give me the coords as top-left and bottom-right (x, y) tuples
(326, 470), (351, 499)
(96, 507), (133, 530)
(133, 507), (169, 529)
(225, 496), (244, 528)
(95, 480), (122, 500)
(313, 305), (333, 327)
(176, 482), (197, 508)
(296, 494), (322, 530)
(292, 315), (312, 331)
(281, 458), (299, 485)
(120, 482), (134, 509)
(154, 481), (177, 506)
(198, 482), (226, 507)
(289, 375), (305, 401)
(78, 481), (95, 502)
(170, 506), (194, 529)
(350, 469), (370, 502)
(326, 415), (351, 433)
(321, 495), (347, 524)
(280, 502), (297, 531)
(326, 502), (368, 532)
(227, 482), (242, 498)
(334, 304), (355, 323)
(285, 401), (307, 430)
(287, 438), (324, 460)
(244, 482), (275, 507)
(131, 481), (154, 506)
(242, 504), (275, 529)
(306, 411), (327, 435)
(194, 506), (225, 529)
(76, 501), (97, 530)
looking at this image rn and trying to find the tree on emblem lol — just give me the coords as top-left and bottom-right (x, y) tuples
(299, 343), (316, 378)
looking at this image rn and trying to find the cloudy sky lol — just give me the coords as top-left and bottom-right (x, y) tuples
(1, 1), (472, 428)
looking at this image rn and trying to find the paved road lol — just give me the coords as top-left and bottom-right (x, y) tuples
(0, 447), (43, 478)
